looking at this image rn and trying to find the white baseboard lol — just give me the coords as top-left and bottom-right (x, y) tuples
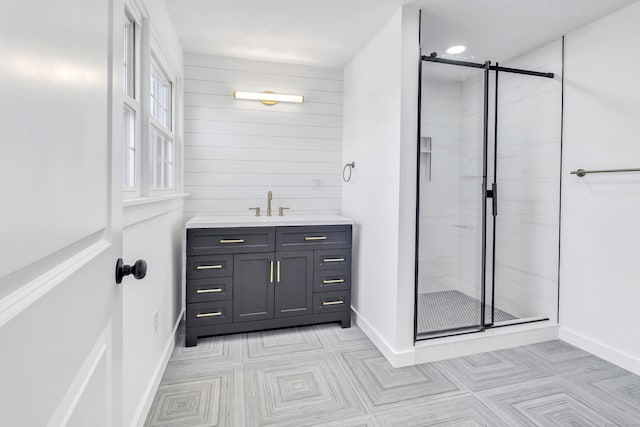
(131, 309), (184, 427)
(351, 308), (415, 368)
(415, 322), (559, 364)
(352, 307), (560, 368)
(559, 327), (640, 376)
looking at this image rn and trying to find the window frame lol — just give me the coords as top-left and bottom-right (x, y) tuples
(123, 13), (136, 99)
(121, 0), (182, 201)
(122, 8), (141, 197)
(149, 125), (174, 190)
(148, 55), (175, 193)
(150, 61), (172, 132)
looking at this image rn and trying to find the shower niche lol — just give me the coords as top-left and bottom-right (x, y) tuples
(415, 42), (562, 340)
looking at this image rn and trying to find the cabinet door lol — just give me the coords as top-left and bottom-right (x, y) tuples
(275, 251), (314, 318)
(233, 253), (275, 322)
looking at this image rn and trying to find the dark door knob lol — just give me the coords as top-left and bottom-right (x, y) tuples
(115, 258), (147, 284)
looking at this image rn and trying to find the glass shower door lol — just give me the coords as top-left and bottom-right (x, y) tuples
(415, 61), (489, 338)
(489, 66), (562, 326)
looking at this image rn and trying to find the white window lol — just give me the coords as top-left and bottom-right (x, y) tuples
(123, 11), (140, 192)
(150, 128), (173, 188)
(149, 60), (173, 189)
(120, 3), (180, 199)
(123, 106), (136, 187)
(150, 63), (172, 129)
(123, 14), (135, 98)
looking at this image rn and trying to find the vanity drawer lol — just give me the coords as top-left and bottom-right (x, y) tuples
(187, 277), (233, 303)
(186, 254), (233, 279)
(314, 249), (351, 271)
(276, 225), (351, 251)
(313, 269), (351, 292)
(187, 301), (233, 326)
(313, 291), (350, 314)
(187, 227), (275, 255)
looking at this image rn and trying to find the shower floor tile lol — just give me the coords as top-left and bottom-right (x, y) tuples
(417, 290), (517, 334)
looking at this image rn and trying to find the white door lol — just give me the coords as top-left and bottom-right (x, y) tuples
(0, 0), (127, 425)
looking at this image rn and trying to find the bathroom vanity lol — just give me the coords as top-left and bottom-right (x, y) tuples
(184, 215), (353, 346)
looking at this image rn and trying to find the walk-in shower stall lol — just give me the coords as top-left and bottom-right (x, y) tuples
(414, 36), (563, 340)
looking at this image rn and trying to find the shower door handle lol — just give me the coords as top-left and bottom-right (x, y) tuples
(492, 183), (497, 216)
(486, 183), (497, 217)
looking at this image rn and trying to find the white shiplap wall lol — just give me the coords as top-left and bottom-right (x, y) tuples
(183, 54), (343, 218)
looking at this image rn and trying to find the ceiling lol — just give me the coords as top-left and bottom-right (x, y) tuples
(164, 0), (638, 68)
(163, 0), (407, 67)
(419, 0), (638, 63)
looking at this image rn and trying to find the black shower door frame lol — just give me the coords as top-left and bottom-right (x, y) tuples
(413, 54), (555, 342)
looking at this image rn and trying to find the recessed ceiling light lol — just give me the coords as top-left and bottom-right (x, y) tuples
(446, 45), (466, 55)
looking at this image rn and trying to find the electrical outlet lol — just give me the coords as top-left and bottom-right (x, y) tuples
(154, 309), (159, 332)
(311, 178), (324, 191)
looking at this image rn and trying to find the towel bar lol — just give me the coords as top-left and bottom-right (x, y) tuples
(570, 168), (640, 177)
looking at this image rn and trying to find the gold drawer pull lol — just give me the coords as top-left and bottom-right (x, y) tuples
(322, 300), (344, 306)
(196, 265), (223, 270)
(305, 236), (327, 241)
(270, 260), (274, 283)
(220, 239), (245, 244)
(196, 312), (222, 318)
(323, 258), (345, 263)
(196, 288), (222, 294)
(323, 279), (345, 284)
(277, 260), (281, 283)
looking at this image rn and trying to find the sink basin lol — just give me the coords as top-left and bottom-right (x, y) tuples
(245, 215), (291, 221)
(185, 214), (353, 228)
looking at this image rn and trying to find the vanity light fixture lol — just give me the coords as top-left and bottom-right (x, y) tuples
(445, 45), (466, 55)
(232, 90), (304, 105)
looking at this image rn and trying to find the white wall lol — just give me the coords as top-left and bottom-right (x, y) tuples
(182, 54), (343, 218)
(342, 5), (419, 364)
(560, 1), (640, 375)
(396, 8), (421, 355)
(143, 0), (183, 71)
(122, 202), (184, 426)
(121, 1), (185, 426)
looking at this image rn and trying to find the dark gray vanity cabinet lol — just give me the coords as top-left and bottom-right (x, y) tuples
(274, 251), (314, 318)
(185, 224), (352, 347)
(233, 253), (275, 323)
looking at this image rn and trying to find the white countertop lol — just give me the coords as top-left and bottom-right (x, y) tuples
(185, 214), (354, 229)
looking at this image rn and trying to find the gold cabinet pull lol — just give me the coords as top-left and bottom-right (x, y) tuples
(196, 312), (222, 318)
(220, 239), (245, 244)
(196, 288), (222, 294)
(323, 258), (345, 263)
(322, 300), (344, 306)
(270, 260), (274, 283)
(277, 260), (281, 283)
(196, 265), (223, 270)
(323, 279), (345, 284)
(305, 236), (327, 241)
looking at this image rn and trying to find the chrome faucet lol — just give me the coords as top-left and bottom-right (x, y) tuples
(267, 190), (273, 216)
